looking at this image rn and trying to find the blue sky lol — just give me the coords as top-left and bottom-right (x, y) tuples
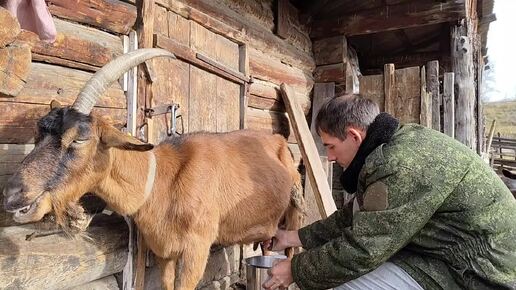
(484, 0), (516, 102)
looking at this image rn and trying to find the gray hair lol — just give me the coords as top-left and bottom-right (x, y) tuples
(315, 94), (380, 140)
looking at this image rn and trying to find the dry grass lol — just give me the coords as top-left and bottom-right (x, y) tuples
(484, 100), (516, 138)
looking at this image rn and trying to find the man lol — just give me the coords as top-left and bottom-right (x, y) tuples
(263, 95), (516, 290)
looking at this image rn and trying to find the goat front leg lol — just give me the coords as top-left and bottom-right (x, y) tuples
(158, 255), (179, 290)
(178, 241), (211, 290)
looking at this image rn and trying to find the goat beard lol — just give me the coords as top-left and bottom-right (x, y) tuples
(51, 198), (93, 237)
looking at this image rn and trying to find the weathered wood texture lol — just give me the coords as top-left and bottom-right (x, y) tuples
(249, 48), (313, 93)
(426, 60), (441, 131)
(311, 0), (466, 38)
(0, 7), (21, 47)
(70, 275), (119, 290)
(0, 221), (128, 289)
(32, 18), (123, 71)
(1, 63), (126, 108)
(313, 36), (347, 66)
(155, 0), (315, 72)
(0, 44), (32, 97)
(394, 66), (421, 124)
(443, 72), (455, 138)
(47, 0), (137, 34)
(248, 81), (310, 114)
(420, 66), (432, 127)
(359, 74), (384, 112)
(384, 63), (396, 115)
(245, 108), (295, 144)
(276, 0), (311, 51)
(281, 84), (336, 218)
(314, 63), (345, 83)
(451, 23), (476, 149)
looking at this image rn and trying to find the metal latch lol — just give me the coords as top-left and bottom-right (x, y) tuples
(144, 103), (181, 136)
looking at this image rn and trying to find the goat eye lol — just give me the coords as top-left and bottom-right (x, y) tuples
(72, 139), (88, 145)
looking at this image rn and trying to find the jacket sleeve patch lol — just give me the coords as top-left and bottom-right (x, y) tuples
(362, 181), (389, 211)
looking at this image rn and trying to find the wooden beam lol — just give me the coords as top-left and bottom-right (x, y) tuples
(0, 43), (31, 97)
(0, 7), (20, 47)
(313, 36), (347, 66)
(451, 23), (476, 149)
(384, 63), (396, 115)
(443, 72), (455, 138)
(314, 63), (345, 83)
(280, 84), (337, 218)
(311, 0), (466, 38)
(0, 220), (128, 289)
(426, 60), (440, 131)
(32, 18), (123, 69)
(47, 0), (137, 34)
(361, 51), (449, 70)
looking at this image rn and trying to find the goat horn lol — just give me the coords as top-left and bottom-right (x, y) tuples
(72, 48), (176, 114)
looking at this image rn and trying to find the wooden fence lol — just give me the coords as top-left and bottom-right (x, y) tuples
(490, 135), (516, 172)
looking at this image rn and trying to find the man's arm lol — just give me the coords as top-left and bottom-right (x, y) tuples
(297, 199), (354, 249)
(291, 166), (452, 290)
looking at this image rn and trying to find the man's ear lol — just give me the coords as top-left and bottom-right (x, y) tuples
(100, 124), (154, 151)
(347, 127), (365, 144)
(50, 100), (62, 110)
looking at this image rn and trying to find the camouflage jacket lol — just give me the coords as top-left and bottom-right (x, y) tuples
(291, 124), (516, 290)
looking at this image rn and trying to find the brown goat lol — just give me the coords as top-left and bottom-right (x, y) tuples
(2, 49), (304, 289)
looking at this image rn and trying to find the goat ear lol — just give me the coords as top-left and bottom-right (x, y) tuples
(100, 124), (154, 151)
(50, 100), (62, 110)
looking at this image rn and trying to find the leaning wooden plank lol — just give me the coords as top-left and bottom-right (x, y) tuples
(0, 43), (32, 97)
(47, 0), (137, 34)
(0, 221), (128, 289)
(32, 18), (123, 68)
(281, 84), (336, 218)
(1, 63), (126, 108)
(0, 7), (20, 47)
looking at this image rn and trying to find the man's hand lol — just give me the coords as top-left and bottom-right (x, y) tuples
(262, 230), (302, 251)
(262, 259), (294, 290)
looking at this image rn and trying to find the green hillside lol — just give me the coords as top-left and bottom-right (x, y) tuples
(484, 100), (516, 138)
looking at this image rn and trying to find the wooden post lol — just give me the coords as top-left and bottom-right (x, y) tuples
(384, 63), (396, 116)
(281, 83), (337, 218)
(304, 83), (335, 224)
(134, 1), (156, 289)
(420, 66), (432, 127)
(426, 60), (440, 131)
(451, 22), (476, 149)
(443, 72), (455, 138)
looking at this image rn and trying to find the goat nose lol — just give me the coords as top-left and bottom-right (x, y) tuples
(3, 178), (23, 197)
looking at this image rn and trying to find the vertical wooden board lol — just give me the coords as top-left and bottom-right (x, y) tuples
(216, 78), (240, 132)
(443, 72), (455, 138)
(215, 34), (239, 72)
(384, 64), (396, 116)
(359, 74), (385, 111)
(395, 66), (421, 124)
(154, 4), (169, 36)
(426, 60), (440, 131)
(168, 11), (190, 46)
(189, 66), (217, 132)
(420, 66), (432, 127)
(190, 21), (217, 62)
(151, 58), (190, 137)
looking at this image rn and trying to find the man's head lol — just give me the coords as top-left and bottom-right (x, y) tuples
(315, 94), (380, 167)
